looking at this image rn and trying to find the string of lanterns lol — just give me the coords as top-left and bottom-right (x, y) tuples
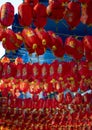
(0, 0), (92, 129)
(0, 57), (92, 130)
(0, 26), (92, 60)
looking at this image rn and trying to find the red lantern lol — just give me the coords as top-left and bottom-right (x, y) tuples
(52, 36), (65, 58)
(65, 92), (72, 104)
(15, 57), (23, 65)
(2, 29), (19, 51)
(35, 28), (51, 48)
(24, 0), (39, 7)
(80, 0), (92, 25)
(0, 28), (6, 41)
(73, 39), (84, 60)
(48, 31), (64, 57)
(79, 0), (90, 4)
(85, 0), (92, 26)
(0, 2), (14, 27)
(83, 36), (92, 61)
(78, 61), (89, 78)
(18, 2), (33, 26)
(65, 36), (76, 58)
(83, 35), (92, 51)
(33, 3), (47, 28)
(64, 1), (81, 29)
(47, 1), (65, 22)
(22, 27), (41, 54)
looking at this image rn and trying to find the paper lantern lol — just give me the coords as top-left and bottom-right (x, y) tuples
(33, 3), (47, 28)
(52, 36), (65, 58)
(65, 92), (72, 104)
(64, 1), (81, 29)
(22, 27), (41, 54)
(2, 29), (19, 51)
(35, 28), (51, 48)
(24, 0), (39, 7)
(18, 2), (33, 26)
(47, 1), (65, 22)
(65, 36), (76, 58)
(83, 36), (92, 61)
(0, 2), (14, 27)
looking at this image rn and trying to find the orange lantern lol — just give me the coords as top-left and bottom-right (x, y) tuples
(0, 2), (14, 27)
(33, 3), (47, 28)
(64, 1), (81, 29)
(15, 57), (23, 65)
(1, 56), (10, 64)
(18, 2), (33, 26)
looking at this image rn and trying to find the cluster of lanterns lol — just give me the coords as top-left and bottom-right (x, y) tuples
(0, 0), (92, 59)
(0, 57), (92, 129)
(0, 0), (92, 28)
(0, 0), (92, 129)
(0, 26), (92, 60)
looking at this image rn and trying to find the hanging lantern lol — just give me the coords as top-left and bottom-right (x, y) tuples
(73, 39), (84, 60)
(80, 0), (92, 26)
(0, 28), (6, 41)
(2, 29), (19, 51)
(83, 36), (92, 61)
(83, 35), (92, 51)
(85, 0), (92, 26)
(78, 61), (89, 78)
(79, 0), (90, 4)
(65, 92), (72, 104)
(35, 28), (51, 49)
(18, 2), (33, 26)
(0, 2), (14, 27)
(22, 27), (41, 54)
(24, 0), (39, 7)
(1, 56), (10, 64)
(64, 1), (81, 29)
(65, 36), (76, 58)
(52, 36), (65, 58)
(46, 0), (65, 22)
(33, 3), (47, 28)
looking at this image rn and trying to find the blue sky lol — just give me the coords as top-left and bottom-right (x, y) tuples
(0, 0), (22, 58)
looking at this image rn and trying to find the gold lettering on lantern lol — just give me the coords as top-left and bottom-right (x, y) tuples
(17, 69), (21, 77)
(22, 67), (27, 76)
(33, 66), (38, 76)
(42, 66), (46, 76)
(69, 41), (75, 48)
(27, 30), (34, 37)
(50, 66), (54, 76)
(7, 65), (11, 74)
(57, 64), (62, 74)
